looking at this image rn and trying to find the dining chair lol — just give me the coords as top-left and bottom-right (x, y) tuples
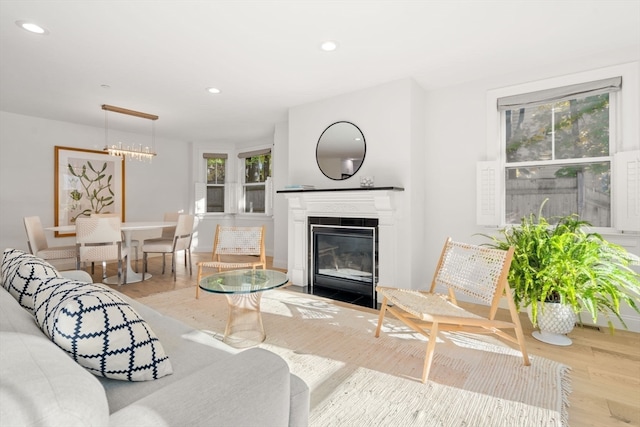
(195, 225), (266, 299)
(375, 237), (530, 383)
(75, 216), (129, 285)
(139, 211), (181, 267)
(91, 213), (140, 272)
(142, 214), (195, 281)
(23, 216), (77, 270)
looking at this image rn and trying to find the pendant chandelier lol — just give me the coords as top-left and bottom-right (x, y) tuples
(102, 104), (158, 162)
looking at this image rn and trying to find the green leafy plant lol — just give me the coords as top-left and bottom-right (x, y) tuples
(480, 200), (640, 330)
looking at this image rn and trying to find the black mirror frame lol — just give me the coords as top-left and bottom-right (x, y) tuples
(315, 121), (366, 181)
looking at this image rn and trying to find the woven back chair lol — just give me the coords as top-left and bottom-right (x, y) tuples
(375, 237), (529, 383)
(75, 216), (128, 285)
(195, 225), (266, 298)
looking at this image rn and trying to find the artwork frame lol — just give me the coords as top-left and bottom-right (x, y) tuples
(54, 146), (125, 237)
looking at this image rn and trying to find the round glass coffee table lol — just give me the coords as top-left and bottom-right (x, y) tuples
(198, 269), (289, 348)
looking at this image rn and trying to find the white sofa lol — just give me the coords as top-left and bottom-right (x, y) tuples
(0, 248), (309, 426)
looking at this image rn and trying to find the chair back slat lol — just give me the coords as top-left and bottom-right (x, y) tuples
(161, 212), (180, 239)
(433, 239), (512, 305)
(214, 226), (264, 256)
(172, 214), (195, 251)
(76, 217), (123, 263)
(23, 216), (48, 253)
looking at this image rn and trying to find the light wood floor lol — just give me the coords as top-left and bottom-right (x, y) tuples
(91, 253), (640, 427)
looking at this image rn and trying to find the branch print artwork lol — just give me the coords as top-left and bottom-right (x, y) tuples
(55, 146), (124, 234)
(65, 158), (116, 222)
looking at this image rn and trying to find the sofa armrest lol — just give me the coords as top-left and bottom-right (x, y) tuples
(109, 348), (293, 427)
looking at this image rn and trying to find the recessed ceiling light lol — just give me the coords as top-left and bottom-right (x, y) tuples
(207, 87), (221, 94)
(16, 20), (49, 35)
(320, 40), (338, 52)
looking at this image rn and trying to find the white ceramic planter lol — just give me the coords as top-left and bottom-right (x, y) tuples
(527, 302), (577, 346)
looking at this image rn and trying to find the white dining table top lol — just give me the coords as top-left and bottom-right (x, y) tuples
(45, 221), (177, 233)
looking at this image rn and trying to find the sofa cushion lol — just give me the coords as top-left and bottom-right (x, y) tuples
(1, 249), (60, 313)
(0, 286), (42, 335)
(0, 331), (110, 427)
(34, 279), (173, 381)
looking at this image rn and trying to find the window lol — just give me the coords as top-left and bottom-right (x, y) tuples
(498, 77), (621, 227)
(239, 149), (271, 213)
(204, 153), (226, 213)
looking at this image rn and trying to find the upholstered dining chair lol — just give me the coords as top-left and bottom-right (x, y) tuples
(375, 237), (530, 383)
(195, 225), (266, 299)
(141, 214), (195, 281)
(91, 213), (140, 272)
(23, 216), (77, 270)
(75, 216), (128, 285)
(139, 211), (181, 267)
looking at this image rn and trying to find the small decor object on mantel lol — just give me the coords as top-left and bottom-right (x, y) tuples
(360, 176), (374, 188)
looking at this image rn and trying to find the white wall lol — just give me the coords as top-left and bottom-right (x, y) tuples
(283, 78), (426, 288)
(0, 111), (191, 252)
(423, 47), (640, 331)
(272, 121), (289, 269)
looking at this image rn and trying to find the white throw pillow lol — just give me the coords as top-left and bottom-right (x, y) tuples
(34, 279), (173, 381)
(1, 248), (60, 313)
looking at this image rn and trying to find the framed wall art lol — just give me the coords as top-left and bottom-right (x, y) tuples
(54, 146), (125, 237)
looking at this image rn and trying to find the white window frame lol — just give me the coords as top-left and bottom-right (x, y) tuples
(479, 62), (639, 232)
(237, 146), (273, 216)
(203, 153), (227, 213)
(195, 145), (236, 216)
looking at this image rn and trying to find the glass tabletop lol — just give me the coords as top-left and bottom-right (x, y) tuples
(198, 269), (289, 294)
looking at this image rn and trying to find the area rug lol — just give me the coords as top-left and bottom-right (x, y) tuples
(136, 287), (571, 427)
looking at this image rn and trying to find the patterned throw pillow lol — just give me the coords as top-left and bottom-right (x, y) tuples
(34, 279), (173, 381)
(1, 248), (60, 313)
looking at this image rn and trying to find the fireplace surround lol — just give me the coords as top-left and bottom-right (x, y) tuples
(309, 217), (378, 308)
(279, 186), (404, 307)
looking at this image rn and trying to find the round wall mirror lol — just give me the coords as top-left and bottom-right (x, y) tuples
(316, 121), (366, 180)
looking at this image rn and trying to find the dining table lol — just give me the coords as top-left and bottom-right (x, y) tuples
(45, 221), (177, 284)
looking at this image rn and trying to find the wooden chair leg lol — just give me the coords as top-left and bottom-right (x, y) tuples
(422, 322), (439, 383)
(375, 297), (389, 338)
(196, 265), (202, 299)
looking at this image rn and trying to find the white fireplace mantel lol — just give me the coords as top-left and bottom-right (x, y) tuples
(279, 187), (404, 288)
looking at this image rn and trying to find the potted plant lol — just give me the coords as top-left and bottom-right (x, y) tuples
(480, 200), (640, 345)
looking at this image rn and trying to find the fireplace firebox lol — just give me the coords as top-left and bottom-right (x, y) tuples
(309, 217), (378, 308)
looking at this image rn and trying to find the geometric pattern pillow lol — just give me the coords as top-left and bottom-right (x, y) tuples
(1, 248), (61, 313)
(33, 279), (173, 381)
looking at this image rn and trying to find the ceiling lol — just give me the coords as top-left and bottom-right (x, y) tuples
(1, 1), (639, 144)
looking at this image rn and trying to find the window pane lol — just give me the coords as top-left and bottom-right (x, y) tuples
(207, 158), (225, 184)
(245, 185), (265, 213)
(505, 107), (552, 162)
(553, 94), (609, 159)
(245, 154), (271, 184)
(505, 162), (610, 226)
(206, 186), (224, 212)
(505, 94), (609, 163)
